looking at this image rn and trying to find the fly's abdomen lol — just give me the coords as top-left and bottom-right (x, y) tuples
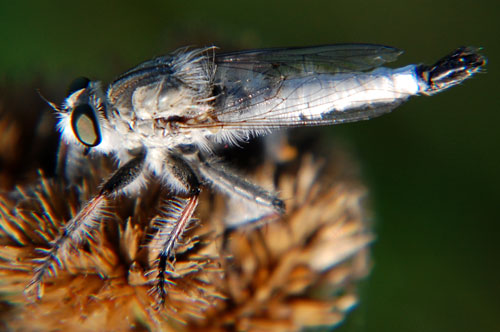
(214, 46), (485, 129)
(416, 47), (486, 95)
(217, 65), (422, 127)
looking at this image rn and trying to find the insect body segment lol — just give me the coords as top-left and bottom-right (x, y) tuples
(27, 44), (485, 303)
(416, 47), (485, 94)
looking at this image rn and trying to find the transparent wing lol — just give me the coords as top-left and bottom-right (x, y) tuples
(214, 43), (402, 75)
(194, 44), (406, 130)
(106, 44), (405, 131)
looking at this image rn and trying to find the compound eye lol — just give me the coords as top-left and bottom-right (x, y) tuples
(66, 77), (90, 97)
(71, 104), (102, 147)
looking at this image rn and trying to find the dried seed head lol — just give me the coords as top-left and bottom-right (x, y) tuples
(0, 120), (372, 331)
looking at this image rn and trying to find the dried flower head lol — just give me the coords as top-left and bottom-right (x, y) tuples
(0, 126), (372, 331)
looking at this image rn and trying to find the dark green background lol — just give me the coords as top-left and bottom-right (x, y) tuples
(1, 1), (498, 331)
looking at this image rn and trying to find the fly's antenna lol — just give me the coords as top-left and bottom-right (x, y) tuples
(36, 89), (63, 113)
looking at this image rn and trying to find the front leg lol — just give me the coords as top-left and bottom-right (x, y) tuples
(25, 152), (146, 299)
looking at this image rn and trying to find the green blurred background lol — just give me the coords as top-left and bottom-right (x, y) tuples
(0, 0), (498, 331)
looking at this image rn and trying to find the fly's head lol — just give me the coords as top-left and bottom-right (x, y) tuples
(55, 77), (116, 155)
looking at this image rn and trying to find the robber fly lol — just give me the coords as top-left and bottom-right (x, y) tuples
(27, 44), (485, 302)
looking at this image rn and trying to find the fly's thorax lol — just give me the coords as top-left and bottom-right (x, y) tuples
(103, 50), (217, 150)
(133, 81), (206, 119)
(106, 47), (215, 124)
(106, 79), (218, 153)
(104, 100), (216, 152)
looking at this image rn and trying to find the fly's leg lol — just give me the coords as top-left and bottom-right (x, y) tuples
(149, 153), (201, 305)
(25, 152), (146, 300)
(195, 157), (285, 228)
(150, 195), (199, 306)
(149, 160), (283, 304)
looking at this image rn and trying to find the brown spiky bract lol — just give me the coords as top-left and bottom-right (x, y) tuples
(0, 123), (372, 332)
